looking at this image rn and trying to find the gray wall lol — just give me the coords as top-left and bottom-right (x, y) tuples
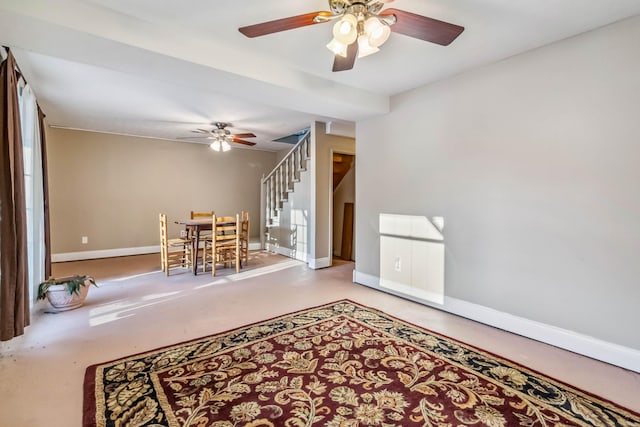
(355, 16), (640, 350)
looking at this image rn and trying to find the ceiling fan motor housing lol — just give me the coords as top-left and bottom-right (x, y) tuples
(329, 0), (349, 14)
(213, 122), (232, 136)
(330, 1), (387, 21)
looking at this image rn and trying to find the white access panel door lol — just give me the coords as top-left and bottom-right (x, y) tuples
(380, 235), (413, 290)
(379, 214), (445, 304)
(410, 238), (445, 304)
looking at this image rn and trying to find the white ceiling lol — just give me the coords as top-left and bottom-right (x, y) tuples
(1, 0), (639, 151)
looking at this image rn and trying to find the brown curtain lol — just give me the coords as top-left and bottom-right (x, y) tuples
(0, 50), (30, 341)
(38, 107), (51, 279)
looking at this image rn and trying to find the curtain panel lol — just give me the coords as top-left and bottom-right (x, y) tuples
(0, 50), (30, 341)
(19, 82), (47, 305)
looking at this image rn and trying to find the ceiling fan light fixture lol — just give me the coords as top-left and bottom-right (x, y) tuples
(332, 13), (358, 44)
(357, 35), (379, 58)
(327, 38), (348, 57)
(210, 140), (222, 151)
(364, 16), (391, 47)
(221, 141), (232, 152)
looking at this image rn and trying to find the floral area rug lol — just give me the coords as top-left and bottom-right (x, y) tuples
(84, 300), (640, 426)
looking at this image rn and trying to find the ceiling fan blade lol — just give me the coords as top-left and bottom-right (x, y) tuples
(232, 138), (257, 146)
(192, 129), (210, 134)
(239, 11), (332, 38)
(380, 8), (464, 46)
(232, 133), (256, 138)
(332, 41), (359, 72)
(176, 136), (210, 140)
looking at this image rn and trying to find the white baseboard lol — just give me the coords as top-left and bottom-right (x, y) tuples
(53, 241), (263, 263)
(309, 257), (331, 270)
(380, 278), (444, 305)
(265, 244), (307, 262)
(265, 245), (327, 269)
(52, 246), (160, 262)
(266, 244), (292, 258)
(354, 270), (640, 373)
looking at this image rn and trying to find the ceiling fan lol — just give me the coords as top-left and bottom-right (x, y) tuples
(239, 0), (464, 72)
(178, 122), (257, 151)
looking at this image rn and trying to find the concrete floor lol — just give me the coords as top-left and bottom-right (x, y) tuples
(1, 251), (638, 426)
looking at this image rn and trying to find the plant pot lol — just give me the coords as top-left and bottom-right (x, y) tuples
(45, 282), (90, 311)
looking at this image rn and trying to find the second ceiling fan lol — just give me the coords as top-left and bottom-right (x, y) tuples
(239, 0), (464, 72)
(178, 122), (256, 151)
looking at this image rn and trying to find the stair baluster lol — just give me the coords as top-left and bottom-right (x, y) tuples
(286, 156), (293, 191)
(280, 164), (287, 205)
(292, 147), (300, 182)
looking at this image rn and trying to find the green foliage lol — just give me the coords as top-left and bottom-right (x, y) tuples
(37, 275), (97, 300)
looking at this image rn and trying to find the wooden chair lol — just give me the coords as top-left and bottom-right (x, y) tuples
(190, 210), (215, 219)
(189, 210), (215, 239)
(159, 213), (192, 276)
(187, 210), (215, 259)
(240, 211), (250, 265)
(202, 214), (240, 276)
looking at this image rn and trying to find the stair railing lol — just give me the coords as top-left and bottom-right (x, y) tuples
(260, 130), (311, 248)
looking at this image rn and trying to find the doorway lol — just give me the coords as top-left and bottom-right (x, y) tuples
(331, 152), (355, 265)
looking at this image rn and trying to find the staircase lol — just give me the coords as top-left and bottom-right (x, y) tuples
(260, 130), (311, 247)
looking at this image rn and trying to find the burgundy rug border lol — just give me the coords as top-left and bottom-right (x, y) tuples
(83, 364), (98, 427)
(83, 298), (640, 424)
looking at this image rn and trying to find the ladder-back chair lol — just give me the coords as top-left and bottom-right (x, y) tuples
(240, 211), (250, 265)
(202, 214), (240, 276)
(190, 210), (215, 219)
(159, 213), (192, 276)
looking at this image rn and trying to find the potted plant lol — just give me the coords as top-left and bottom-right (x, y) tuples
(37, 275), (97, 311)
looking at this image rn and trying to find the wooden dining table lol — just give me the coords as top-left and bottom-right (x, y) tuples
(175, 217), (240, 275)
(175, 218), (213, 275)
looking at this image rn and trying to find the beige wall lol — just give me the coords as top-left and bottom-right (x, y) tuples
(46, 128), (277, 254)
